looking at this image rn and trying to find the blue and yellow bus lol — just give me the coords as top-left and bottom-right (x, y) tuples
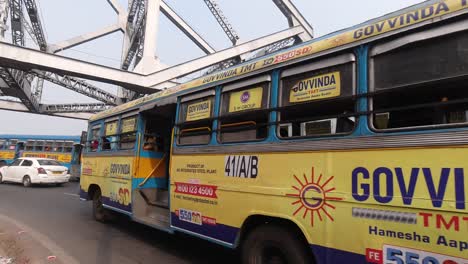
(0, 134), (83, 180)
(80, 1), (468, 263)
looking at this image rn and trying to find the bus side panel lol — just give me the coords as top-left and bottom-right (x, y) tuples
(80, 155), (134, 214)
(0, 150), (15, 164)
(170, 147), (468, 263)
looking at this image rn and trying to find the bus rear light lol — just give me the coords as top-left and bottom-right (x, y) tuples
(37, 167), (47, 174)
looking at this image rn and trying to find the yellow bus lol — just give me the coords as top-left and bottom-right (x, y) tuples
(80, 1), (468, 263)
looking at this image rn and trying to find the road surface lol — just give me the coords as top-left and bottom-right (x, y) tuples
(0, 182), (237, 264)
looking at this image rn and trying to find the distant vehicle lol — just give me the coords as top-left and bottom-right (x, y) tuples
(0, 158), (70, 187)
(0, 134), (83, 180)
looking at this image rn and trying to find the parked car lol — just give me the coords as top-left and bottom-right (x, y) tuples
(0, 158), (70, 187)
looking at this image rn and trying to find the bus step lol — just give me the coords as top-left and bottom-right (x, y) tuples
(139, 189), (169, 209)
(140, 206), (170, 228)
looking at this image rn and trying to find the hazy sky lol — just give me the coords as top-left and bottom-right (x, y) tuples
(0, 0), (425, 135)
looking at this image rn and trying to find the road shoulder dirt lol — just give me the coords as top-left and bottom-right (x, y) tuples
(0, 215), (76, 264)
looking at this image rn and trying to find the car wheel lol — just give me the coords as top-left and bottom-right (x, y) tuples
(22, 176), (32, 187)
(92, 189), (109, 222)
(0, 173), (3, 183)
(241, 224), (313, 264)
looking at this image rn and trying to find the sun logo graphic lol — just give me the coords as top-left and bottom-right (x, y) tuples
(287, 167), (343, 227)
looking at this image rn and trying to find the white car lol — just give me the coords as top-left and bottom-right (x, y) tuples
(0, 158), (70, 187)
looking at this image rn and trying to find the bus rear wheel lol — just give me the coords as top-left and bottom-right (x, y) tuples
(241, 225), (312, 264)
(92, 189), (109, 222)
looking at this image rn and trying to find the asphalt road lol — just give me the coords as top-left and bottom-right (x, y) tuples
(0, 181), (238, 264)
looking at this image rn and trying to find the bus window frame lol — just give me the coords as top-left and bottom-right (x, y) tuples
(119, 115), (139, 151)
(103, 117), (120, 151)
(217, 75), (271, 144)
(176, 89), (216, 146)
(87, 124), (102, 152)
(25, 140), (35, 151)
(368, 22), (468, 133)
(34, 140), (44, 151)
(277, 53), (357, 140)
(8, 139), (18, 150)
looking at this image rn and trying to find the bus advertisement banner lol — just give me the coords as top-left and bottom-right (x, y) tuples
(0, 151), (14, 160)
(22, 152), (72, 163)
(228, 87), (263, 113)
(289, 72), (341, 103)
(170, 147), (467, 261)
(186, 100), (212, 121)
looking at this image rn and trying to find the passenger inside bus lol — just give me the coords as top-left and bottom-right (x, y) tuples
(102, 137), (111, 150)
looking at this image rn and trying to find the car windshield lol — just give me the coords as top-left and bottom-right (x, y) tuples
(38, 160), (62, 166)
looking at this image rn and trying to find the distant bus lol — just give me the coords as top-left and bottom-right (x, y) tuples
(0, 135), (83, 180)
(80, 1), (468, 263)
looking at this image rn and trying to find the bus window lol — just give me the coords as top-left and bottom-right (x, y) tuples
(0, 139), (5, 150)
(25, 140), (34, 151)
(87, 126), (101, 152)
(177, 91), (215, 145)
(120, 116), (138, 150)
(44, 140), (53, 152)
(103, 120), (118, 151)
(278, 55), (356, 138)
(64, 141), (73, 152)
(371, 30), (468, 131)
(53, 141), (64, 152)
(35, 140), (44, 151)
(8, 139), (17, 150)
(218, 77), (270, 143)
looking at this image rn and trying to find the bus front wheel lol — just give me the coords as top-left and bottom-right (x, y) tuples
(92, 189), (109, 222)
(241, 224), (312, 264)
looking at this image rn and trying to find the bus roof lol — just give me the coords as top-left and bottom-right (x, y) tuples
(90, 0), (468, 122)
(0, 135), (81, 141)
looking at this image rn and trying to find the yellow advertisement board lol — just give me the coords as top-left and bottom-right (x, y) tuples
(186, 100), (211, 121)
(228, 87), (263, 113)
(121, 117), (137, 133)
(80, 155), (135, 213)
(105, 121), (118, 136)
(289, 72), (341, 103)
(22, 152), (72, 163)
(0, 151), (14, 160)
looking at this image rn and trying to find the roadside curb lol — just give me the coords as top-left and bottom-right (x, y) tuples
(0, 215), (78, 264)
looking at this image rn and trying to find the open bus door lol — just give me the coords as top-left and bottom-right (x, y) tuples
(70, 143), (84, 182)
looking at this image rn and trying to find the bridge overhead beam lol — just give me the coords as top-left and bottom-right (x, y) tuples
(23, 0), (47, 51)
(106, 0), (126, 15)
(50, 24), (122, 53)
(40, 103), (112, 113)
(145, 26), (305, 87)
(0, 67), (38, 111)
(0, 99), (93, 119)
(0, 26), (305, 89)
(160, 1), (215, 55)
(31, 70), (121, 105)
(272, 0), (313, 41)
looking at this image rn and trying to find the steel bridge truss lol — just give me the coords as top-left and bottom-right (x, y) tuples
(0, 0), (314, 119)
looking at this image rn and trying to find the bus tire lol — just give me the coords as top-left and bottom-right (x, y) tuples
(22, 176), (32, 187)
(92, 189), (109, 222)
(241, 224), (312, 264)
